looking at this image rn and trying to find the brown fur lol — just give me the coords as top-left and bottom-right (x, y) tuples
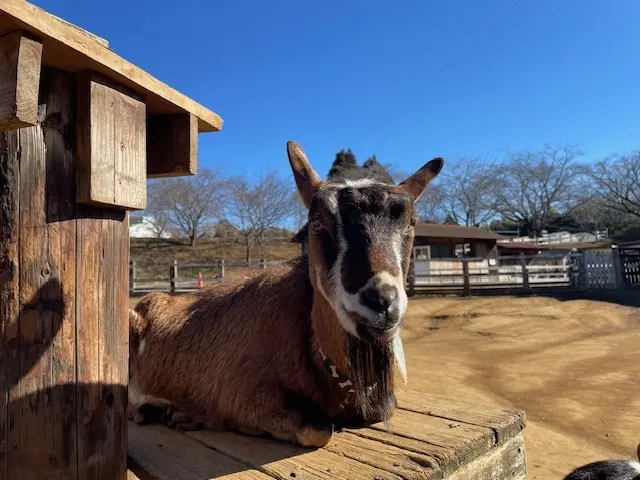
(129, 259), (393, 446)
(129, 141), (443, 447)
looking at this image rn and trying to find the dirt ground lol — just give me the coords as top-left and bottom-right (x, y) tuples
(401, 294), (640, 479)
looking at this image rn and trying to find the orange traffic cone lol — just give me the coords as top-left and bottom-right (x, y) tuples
(197, 272), (204, 288)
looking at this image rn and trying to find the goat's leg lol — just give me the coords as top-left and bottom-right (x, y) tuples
(235, 390), (334, 448)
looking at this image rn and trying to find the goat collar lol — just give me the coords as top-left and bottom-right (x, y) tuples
(317, 347), (356, 394)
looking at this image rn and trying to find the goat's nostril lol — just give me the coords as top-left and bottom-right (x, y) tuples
(361, 286), (396, 313)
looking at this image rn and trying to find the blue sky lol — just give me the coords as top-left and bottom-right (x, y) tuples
(35, 0), (640, 180)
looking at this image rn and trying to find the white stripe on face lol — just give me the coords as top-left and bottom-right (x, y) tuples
(318, 183), (409, 338)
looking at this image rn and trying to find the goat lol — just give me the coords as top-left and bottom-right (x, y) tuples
(128, 140), (443, 447)
(562, 445), (640, 480)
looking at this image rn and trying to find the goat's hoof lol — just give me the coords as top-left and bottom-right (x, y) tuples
(295, 423), (334, 448)
(127, 407), (145, 424)
(173, 421), (202, 432)
(238, 426), (264, 437)
(165, 407), (203, 431)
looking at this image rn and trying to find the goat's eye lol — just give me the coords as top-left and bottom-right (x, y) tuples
(310, 215), (324, 232)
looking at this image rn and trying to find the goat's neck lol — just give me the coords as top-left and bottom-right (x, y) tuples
(310, 291), (351, 376)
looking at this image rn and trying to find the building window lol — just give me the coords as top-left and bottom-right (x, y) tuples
(430, 244), (452, 258)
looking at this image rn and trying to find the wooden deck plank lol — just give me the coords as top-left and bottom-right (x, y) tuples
(325, 431), (443, 480)
(128, 390), (528, 479)
(446, 435), (527, 480)
(129, 422), (272, 480)
(187, 430), (405, 480)
(396, 390), (527, 444)
(0, 0), (222, 132)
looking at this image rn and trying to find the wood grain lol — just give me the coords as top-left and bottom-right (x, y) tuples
(446, 435), (527, 480)
(129, 423), (272, 480)
(0, 31), (42, 131)
(76, 71), (146, 210)
(325, 431), (442, 480)
(1, 68), (78, 479)
(0, 103), (20, 480)
(0, 64), (133, 479)
(396, 389), (527, 444)
(147, 113), (198, 178)
(76, 206), (129, 479)
(188, 429), (404, 480)
(128, 389), (529, 479)
(0, 0), (222, 132)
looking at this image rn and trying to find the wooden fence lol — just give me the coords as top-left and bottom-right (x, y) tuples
(130, 249), (634, 297)
(129, 259), (285, 295)
(407, 251), (630, 296)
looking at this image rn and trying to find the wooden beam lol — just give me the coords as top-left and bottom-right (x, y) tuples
(0, 30), (42, 131)
(49, 13), (109, 48)
(147, 113), (198, 178)
(76, 71), (147, 210)
(0, 0), (222, 132)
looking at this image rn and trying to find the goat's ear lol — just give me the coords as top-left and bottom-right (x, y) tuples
(399, 157), (444, 202)
(287, 141), (323, 208)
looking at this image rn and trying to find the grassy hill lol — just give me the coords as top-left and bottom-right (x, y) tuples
(130, 236), (302, 284)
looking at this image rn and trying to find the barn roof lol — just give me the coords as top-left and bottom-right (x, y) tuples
(414, 223), (506, 241)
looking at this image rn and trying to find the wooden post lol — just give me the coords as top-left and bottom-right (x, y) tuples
(0, 3), (223, 478)
(169, 260), (178, 294)
(611, 247), (625, 291)
(462, 259), (471, 297)
(218, 259), (225, 280)
(0, 68), (129, 479)
(129, 260), (136, 295)
(407, 259), (416, 297)
(520, 254), (530, 291)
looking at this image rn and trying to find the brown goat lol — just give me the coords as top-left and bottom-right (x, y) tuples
(128, 141), (443, 447)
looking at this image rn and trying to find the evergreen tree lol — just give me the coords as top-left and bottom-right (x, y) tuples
(328, 149), (358, 180)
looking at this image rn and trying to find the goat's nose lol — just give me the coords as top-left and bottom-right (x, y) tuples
(361, 284), (398, 313)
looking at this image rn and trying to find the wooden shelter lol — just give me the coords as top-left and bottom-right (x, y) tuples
(0, 3), (530, 479)
(0, 1), (220, 478)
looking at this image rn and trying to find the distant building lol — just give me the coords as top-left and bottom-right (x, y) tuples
(130, 216), (172, 239)
(292, 222), (508, 259)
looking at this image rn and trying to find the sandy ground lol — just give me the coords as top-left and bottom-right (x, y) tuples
(400, 294), (640, 479)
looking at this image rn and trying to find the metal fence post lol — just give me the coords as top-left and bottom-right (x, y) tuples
(218, 259), (225, 280)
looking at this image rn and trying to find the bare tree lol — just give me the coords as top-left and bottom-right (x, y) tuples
(433, 157), (501, 227)
(579, 152), (640, 219)
(146, 168), (227, 247)
(415, 184), (446, 223)
(226, 171), (296, 261)
(390, 169), (445, 222)
(495, 144), (583, 236)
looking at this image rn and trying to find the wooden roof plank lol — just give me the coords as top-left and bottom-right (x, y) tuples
(128, 422), (273, 480)
(0, 0), (222, 133)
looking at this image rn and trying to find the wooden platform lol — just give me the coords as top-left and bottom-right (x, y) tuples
(127, 390), (528, 480)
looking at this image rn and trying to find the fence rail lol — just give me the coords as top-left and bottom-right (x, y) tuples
(130, 259), (286, 294)
(130, 249), (634, 297)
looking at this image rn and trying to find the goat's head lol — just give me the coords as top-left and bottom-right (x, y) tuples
(287, 141), (443, 345)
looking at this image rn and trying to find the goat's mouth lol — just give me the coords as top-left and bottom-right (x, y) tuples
(345, 310), (401, 344)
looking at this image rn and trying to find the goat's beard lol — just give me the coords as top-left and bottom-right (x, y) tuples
(348, 336), (395, 425)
